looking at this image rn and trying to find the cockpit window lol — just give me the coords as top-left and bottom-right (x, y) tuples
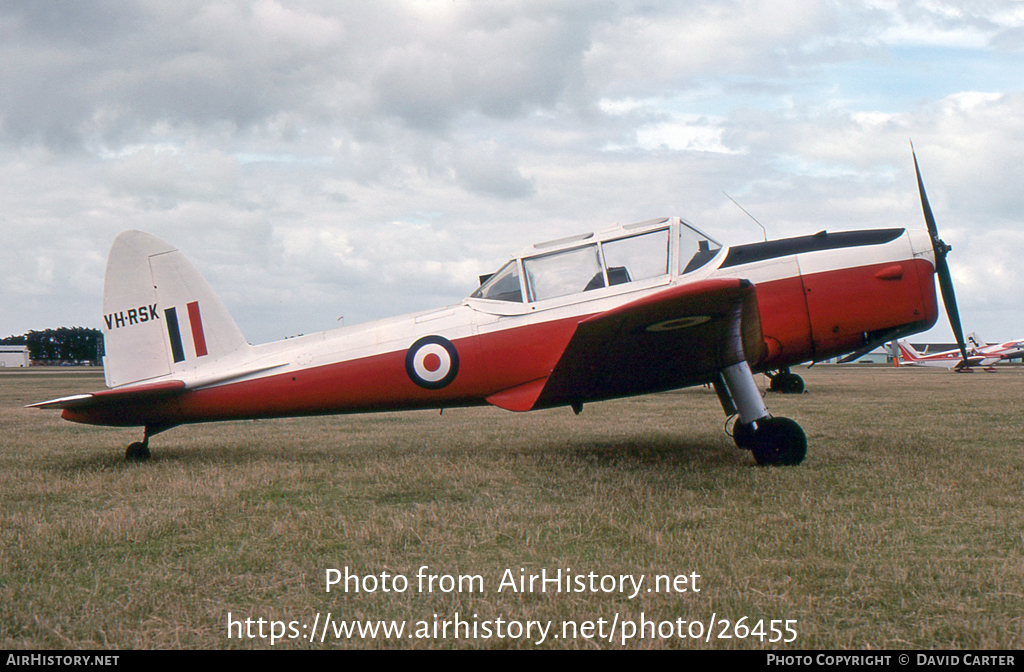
(524, 244), (604, 302)
(470, 260), (523, 302)
(478, 220), (721, 305)
(601, 229), (669, 285)
(680, 222), (721, 274)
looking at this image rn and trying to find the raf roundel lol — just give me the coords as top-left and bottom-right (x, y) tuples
(405, 335), (460, 389)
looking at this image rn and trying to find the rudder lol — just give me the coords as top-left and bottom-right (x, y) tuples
(102, 231), (249, 388)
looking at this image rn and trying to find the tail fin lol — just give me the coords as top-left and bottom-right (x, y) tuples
(895, 341), (921, 363)
(101, 231), (249, 388)
(966, 332), (985, 350)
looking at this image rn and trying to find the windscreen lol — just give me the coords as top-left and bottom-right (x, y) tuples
(470, 260), (523, 302)
(680, 222), (722, 274)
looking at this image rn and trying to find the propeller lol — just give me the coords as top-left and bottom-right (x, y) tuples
(911, 141), (969, 366)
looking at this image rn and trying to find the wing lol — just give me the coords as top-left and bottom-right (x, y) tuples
(486, 278), (766, 411)
(995, 345), (1024, 359)
(952, 355), (986, 369)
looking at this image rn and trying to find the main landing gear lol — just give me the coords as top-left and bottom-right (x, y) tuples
(714, 362), (807, 466)
(730, 417), (807, 466)
(766, 367), (804, 394)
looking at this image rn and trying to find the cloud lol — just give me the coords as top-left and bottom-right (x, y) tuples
(450, 143), (535, 199)
(104, 145), (243, 209)
(1, 0), (1023, 343)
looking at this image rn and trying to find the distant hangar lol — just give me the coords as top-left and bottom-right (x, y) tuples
(0, 345), (30, 367)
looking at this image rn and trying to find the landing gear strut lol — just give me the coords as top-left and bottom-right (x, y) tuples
(124, 424), (174, 462)
(767, 367), (804, 394)
(714, 362), (807, 466)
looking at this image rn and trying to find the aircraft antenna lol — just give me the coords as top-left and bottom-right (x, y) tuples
(723, 192), (767, 242)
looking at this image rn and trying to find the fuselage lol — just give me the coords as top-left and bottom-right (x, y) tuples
(63, 218), (939, 428)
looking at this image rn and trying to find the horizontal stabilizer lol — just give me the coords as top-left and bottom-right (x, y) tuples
(25, 361), (288, 414)
(26, 380), (186, 411)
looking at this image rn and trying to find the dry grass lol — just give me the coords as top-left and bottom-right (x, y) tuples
(1, 365), (1022, 649)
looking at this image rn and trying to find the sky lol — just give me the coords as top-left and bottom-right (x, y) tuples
(2, 0), (1023, 345)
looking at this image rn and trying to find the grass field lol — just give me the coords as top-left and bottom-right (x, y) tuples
(1, 365), (1022, 649)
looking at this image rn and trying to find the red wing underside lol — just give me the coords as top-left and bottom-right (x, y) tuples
(487, 278), (766, 411)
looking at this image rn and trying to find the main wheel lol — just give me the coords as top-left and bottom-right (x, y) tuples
(732, 420), (756, 450)
(770, 372), (805, 394)
(125, 442), (151, 462)
(783, 374), (804, 394)
(749, 417), (806, 466)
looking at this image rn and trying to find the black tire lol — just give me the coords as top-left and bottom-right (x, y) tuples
(125, 442), (151, 462)
(750, 417), (807, 466)
(783, 374), (805, 394)
(732, 420), (756, 450)
(771, 372), (804, 394)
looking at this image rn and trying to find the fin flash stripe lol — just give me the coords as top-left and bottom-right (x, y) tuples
(165, 308), (186, 363)
(187, 301), (208, 357)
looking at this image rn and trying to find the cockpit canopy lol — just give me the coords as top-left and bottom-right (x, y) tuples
(470, 217), (721, 303)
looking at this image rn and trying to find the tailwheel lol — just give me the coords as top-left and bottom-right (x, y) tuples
(124, 424), (174, 461)
(125, 439), (151, 462)
(748, 417), (806, 466)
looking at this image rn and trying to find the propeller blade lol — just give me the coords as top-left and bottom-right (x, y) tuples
(911, 141), (969, 364)
(935, 253), (968, 363)
(911, 142), (939, 242)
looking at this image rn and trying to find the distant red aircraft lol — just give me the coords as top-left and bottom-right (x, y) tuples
(892, 340), (989, 370)
(892, 332), (1023, 371)
(30, 148), (965, 466)
(967, 333), (1024, 362)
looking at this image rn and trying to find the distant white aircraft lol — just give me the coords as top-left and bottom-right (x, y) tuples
(966, 333), (1024, 362)
(890, 333), (1022, 371)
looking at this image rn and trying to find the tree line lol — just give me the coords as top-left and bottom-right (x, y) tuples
(1, 328), (103, 365)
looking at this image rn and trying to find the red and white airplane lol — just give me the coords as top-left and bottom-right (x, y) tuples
(892, 332), (1023, 371)
(30, 150), (967, 466)
(891, 341), (990, 370)
(967, 333), (1024, 362)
